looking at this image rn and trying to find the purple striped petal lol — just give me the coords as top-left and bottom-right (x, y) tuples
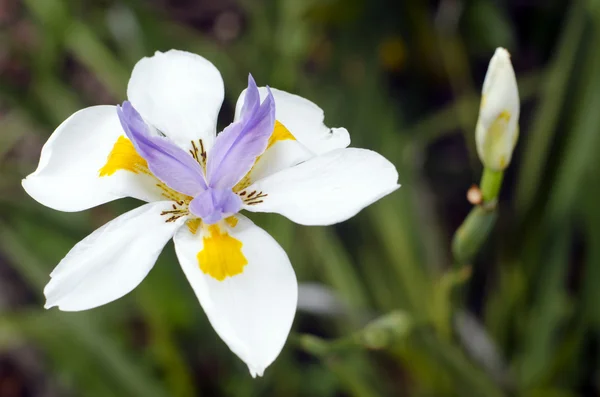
(206, 74), (275, 189)
(189, 188), (242, 225)
(117, 101), (207, 197)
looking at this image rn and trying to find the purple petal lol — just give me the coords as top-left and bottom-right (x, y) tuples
(206, 74), (275, 189)
(189, 188), (243, 224)
(117, 101), (207, 196)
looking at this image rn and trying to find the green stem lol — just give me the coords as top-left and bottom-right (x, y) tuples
(452, 206), (498, 265)
(480, 168), (504, 203)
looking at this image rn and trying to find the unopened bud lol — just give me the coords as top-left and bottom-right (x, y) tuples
(475, 48), (520, 171)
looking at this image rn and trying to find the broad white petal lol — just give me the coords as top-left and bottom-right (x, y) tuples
(235, 87), (350, 155)
(22, 106), (164, 212)
(174, 214), (297, 377)
(127, 50), (224, 150)
(44, 201), (184, 311)
(242, 148), (400, 226)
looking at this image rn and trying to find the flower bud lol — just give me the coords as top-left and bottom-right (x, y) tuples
(475, 48), (520, 171)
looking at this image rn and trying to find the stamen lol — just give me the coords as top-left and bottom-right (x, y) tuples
(191, 140), (199, 162)
(189, 139), (207, 170)
(165, 215), (186, 223)
(239, 190), (267, 204)
(160, 209), (188, 215)
(159, 199), (192, 224)
(199, 139), (206, 163)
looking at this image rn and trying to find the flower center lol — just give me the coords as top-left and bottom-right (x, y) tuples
(99, 119), (295, 226)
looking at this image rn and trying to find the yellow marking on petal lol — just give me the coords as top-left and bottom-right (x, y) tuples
(198, 224), (247, 281)
(100, 136), (192, 204)
(233, 120), (295, 192)
(99, 136), (148, 176)
(187, 218), (202, 234)
(498, 110), (511, 121)
(481, 110), (513, 170)
(267, 120), (295, 149)
(225, 216), (238, 228)
(499, 156), (507, 169)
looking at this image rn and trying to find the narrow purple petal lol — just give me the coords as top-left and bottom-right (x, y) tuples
(206, 74), (275, 189)
(239, 75), (260, 119)
(117, 101), (207, 196)
(189, 188), (242, 224)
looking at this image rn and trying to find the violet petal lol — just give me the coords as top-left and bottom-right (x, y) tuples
(189, 188), (242, 224)
(117, 101), (207, 197)
(206, 75), (275, 189)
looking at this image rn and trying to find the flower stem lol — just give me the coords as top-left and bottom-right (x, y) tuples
(451, 168), (504, 266)
(480, 168), (504, 203)
(452, 206), (498, 265)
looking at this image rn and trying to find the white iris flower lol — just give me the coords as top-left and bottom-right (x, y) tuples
(476, 47), (520, 171)
(22, 50), (400, 376)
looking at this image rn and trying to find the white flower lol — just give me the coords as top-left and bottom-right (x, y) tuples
(21, 50), (400, 376)
(475, 47), (520, 171)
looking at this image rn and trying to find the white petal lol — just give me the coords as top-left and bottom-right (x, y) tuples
(127, 50), (224, 150)
(22, 106), (164, 212)
(174, 214), (297, 377)
(248, 139), (312, 182)
(242, 148), (400, 226)
(235, 87), (350, 155)
(44, 201), (184, 311)
(233, 138), (314, 191)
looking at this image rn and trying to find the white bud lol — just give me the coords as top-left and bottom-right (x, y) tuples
(475, 48), (520, 171)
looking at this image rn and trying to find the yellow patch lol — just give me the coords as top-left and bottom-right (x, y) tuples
(99, 136), (148, 176)
(233, 120), (295, 192)
(187, 218), (202, 234)
(499, 156), (507, 169)
(497, 110), (511, 121)
(225, 216), (238, 227)
(99, 136), (192, 205)
(267, 120), (296, 149)
(197, 224), (247, 281)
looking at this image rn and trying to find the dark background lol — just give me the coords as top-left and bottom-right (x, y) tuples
(1, 0), (598, 396)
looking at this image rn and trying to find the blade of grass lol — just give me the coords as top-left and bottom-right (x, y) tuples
(515, 3), (586, 218)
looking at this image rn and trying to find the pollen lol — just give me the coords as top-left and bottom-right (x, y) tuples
(99, 136), (148, 176)
(197, 224), (247, 281)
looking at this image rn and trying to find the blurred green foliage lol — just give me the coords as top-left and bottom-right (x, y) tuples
(1, 0), (599, 396)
